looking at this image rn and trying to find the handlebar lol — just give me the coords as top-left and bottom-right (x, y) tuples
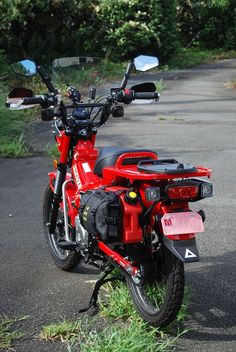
(133, 92), (159, 100)
(115, 89), (159, 104)
(22, 96), (46, 105)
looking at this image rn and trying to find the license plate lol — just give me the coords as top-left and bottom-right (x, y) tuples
(161, 212), (204, 236)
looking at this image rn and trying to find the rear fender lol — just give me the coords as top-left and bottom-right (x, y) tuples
(163, 236), (199, 263)
(153, 202), (202, 263)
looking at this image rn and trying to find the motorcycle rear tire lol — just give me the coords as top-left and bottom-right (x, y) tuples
(126, 250), (184, 327)
(43, 185), (82, 271)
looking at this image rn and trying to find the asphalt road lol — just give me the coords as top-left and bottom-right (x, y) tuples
(0, 59), (236, 351)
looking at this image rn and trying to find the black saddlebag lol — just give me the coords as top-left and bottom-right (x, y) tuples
(79, 189), (121, 242)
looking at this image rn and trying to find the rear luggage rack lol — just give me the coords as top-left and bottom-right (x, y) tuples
(137, 159), (197, 174)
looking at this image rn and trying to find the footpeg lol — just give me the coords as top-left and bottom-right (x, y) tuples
(57, 240), (77, 250)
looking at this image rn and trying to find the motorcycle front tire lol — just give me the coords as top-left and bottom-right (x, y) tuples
(43, 185), (82, 271)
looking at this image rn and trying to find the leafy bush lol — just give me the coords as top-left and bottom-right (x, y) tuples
(177, 0), (236, 50)
(96, 0), (178, 61)
(0, 0), (178, 64)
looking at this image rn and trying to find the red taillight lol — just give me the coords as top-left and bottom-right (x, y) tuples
(167, 185), (198, 200)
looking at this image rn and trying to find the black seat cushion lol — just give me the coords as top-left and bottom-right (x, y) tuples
(94, 146), (156, 177)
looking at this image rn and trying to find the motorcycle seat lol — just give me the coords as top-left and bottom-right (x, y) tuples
(94, 146), (157, 177)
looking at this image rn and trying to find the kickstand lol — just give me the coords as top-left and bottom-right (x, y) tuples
(79, 265), (123, 313)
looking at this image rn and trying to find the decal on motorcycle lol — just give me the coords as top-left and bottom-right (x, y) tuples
(82, 162), (91, 173)
(164, 218), (172, 226)
(185, 248), (197, 259)
(72, 165), (81, 186)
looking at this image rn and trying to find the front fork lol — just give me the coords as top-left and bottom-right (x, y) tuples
(48, 164), (67, 235)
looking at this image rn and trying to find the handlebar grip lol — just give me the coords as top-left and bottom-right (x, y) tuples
(22, 96), (45, 105)
(133, 92), (159, 100)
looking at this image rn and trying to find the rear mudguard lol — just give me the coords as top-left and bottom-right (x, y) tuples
(163, 236), (199, 263)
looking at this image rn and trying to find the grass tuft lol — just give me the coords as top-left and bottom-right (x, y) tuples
(165, 48), (236, 70)
(78, 319), (182, 352)
(0, 91), (32, 157)
(0, 315), (27, 350)
(0, 134), (30, 157)
(40, 280), (189, 352)
(45, 143), (60, 159)
(40, 319), (84, 342)
(99, 281), (140, 321)
(99, 280), (189, 329)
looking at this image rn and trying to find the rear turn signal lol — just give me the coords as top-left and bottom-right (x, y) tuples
(145, 187), (161, 201)
(201, 181), (213, 198)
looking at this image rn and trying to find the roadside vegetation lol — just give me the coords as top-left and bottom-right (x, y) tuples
(39, 281), (189, 352)
(0, 0), (235, 158)
(0, 316), (27, 350)
(1, 47), (235, 158)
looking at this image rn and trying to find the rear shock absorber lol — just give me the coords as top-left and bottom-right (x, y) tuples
(49, 164), (67, 235)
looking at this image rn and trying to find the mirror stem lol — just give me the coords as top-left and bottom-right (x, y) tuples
(37, 65), (58, 95)
(120, 61), (134, 89)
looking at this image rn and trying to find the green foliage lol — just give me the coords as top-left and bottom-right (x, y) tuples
(177, 0), (236, 50)
(45, 144), (60, 159)
(166, 47), (236, 69)
(0, 316), (27, 350)
(99, 280), (189, 330)
(53, 60), (126, 89)
(40, 316), (186, 352)
(0, 135), (30, 158)
(0, 89), (31, 157)
(78, 319), (182, 352)
(40, 320), (84, 342)
(0, 0), (178, 64)
(1, 0), (235, 65)
(0, 0), (99, 64)
(97, 0), (178, 61)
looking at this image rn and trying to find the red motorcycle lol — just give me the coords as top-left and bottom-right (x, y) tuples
(6, 56), (213, 327)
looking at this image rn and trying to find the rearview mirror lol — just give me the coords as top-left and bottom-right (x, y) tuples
(12, 59), (37, 77)
(134, 55), (159, 72)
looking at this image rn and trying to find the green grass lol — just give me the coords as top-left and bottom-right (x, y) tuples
(40, 320), (84, 342)
(78, 319), (185, 352)
(0, 89), (32, 157)
(45, 143), (60, 159)
(2, 48), (235, 158)
(40, 279), (189, 352)
(0, 316), (27, 350)
(155, 79), (166, 92)
(165, 48), (236, 70)
(99, 280), (189, 330)
(41, 316), (186, 352)
(53, 60), (126, 92)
